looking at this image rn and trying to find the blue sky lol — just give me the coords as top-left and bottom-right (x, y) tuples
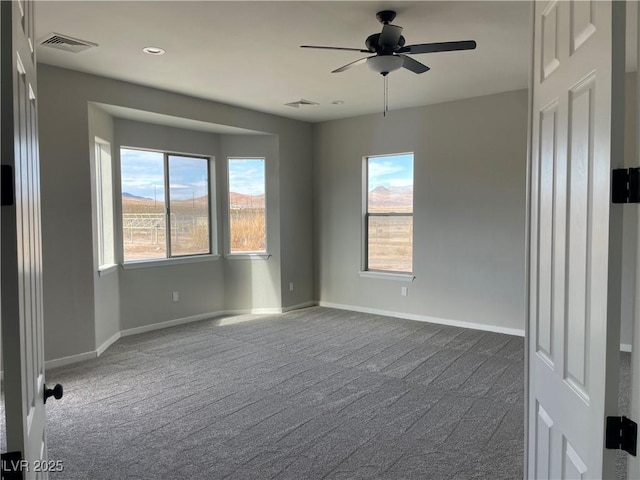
(368, 153), (413, 190)
(121, 150), (264, 199)
(121, 149), (208, 201)
(228, 158), (265, 196)
(121, 149), (409, 198)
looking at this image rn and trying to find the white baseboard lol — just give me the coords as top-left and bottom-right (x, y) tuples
(120, 311), (225, 337)
(47, 300), (555, 370)
(282, 301), (317, 312)
(318, 301), (526, 337)
(45, 351), (97, 370)
(14, 303), (640, 374)
(45, 303), (318, 369)
(96, 331), (122, 356)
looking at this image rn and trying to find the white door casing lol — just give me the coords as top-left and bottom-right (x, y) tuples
(528, 1), (625, 479)
(1, 0), (48, 477)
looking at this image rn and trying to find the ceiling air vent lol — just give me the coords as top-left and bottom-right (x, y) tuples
(39, 33), (98, 53)
(285, 99), (319, 108)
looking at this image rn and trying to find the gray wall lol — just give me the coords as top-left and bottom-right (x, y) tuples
(38, 65), (314, 361)
(313, 89), (529, 333)
(88, 104), (120, 348)
(220, 135), (282, 311)
(114, 119), (226, 331)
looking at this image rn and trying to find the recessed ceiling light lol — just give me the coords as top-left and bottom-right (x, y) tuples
(143, 46), (165, 55)
(331, 100), (345, 105)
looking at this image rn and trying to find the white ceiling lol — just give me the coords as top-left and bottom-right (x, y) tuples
(34, 1), (635, 123)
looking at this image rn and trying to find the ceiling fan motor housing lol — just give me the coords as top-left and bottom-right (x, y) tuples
(365, 33), (406, 53)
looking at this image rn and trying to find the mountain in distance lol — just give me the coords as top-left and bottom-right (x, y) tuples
(122, 192), (152, 200)
(368, 185), (413, 212)
(229, 192), (265, 208)
(121, 192), (264, 208)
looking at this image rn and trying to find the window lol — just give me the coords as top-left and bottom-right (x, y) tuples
(228, 158), (266, 253)
(365, 153), (414, 273)
(120, 148), (211, 262)
(94, 140), (115, 268)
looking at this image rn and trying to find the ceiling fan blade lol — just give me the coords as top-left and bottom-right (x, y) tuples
(301, 45), (370, 53)
(331, 56), (371, 73)
(400, 55), (430, 74)
(379, 24), (403, 48)
(399, 40), (477, 54)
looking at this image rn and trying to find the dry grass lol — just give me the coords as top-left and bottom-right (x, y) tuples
(230, 208), (266, 252)
(368, 216), (413, 272)
(121, 196), (266, 260)
(122, 196), (210, 261)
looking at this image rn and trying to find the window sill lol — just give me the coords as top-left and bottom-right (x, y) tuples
(359, 271), (415, 282)
(122, 254), (220, 270)
(225, 253), (271, 260)
(98, 264), (118, 277)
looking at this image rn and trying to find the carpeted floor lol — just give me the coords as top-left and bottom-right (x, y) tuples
(38, 307), (525, 479)
(1, 307), (633, 479)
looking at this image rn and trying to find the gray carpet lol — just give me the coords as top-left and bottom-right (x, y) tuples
(40, 307), (524, 479)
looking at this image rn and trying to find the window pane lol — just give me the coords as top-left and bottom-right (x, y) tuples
(228, 158), (266, 253)
(367, 154), (413, 214)
(366, 153), (414, 273)
(168, 155), (210, 256)
(120, 149), (166, 261)
(367, 215), (413, 273)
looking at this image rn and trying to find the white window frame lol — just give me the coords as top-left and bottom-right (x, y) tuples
(94, 139), (116, 271)
(364, 153), (414, 275)
(227, 157), (268, 256)
(120, 147), (214, 264)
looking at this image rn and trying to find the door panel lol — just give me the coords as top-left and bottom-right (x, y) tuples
(1, 0), (47, 477)
(528, 1), (625, 478)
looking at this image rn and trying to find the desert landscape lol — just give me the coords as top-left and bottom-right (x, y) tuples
(122, 185), (411, 271)
(122, 191), (266, 261)
(367, 185), (413, 272)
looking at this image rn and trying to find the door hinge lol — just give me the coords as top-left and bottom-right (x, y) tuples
(612, 168), (640, 204)
(1, 451), (25, 479)
(606, 415), (637, 456)
(1, 165), (15, 206)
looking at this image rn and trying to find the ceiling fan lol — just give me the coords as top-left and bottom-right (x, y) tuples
(301, 10), (477, 76)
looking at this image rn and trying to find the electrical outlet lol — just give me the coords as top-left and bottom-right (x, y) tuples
(401, 287), (408, 297)
(289, 282), (294, 292)
(172, 291), (179, 302)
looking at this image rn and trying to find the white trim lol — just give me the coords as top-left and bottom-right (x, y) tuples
(45, 351), (97, 370)
(43, 305), (319, 369)
(98, 264), (118, 277)
(96, 331), (121, 356)
(225, 253), (271, 260)
(122, 254), (220, 270)
(359, 271), (415, 282)
(282, 301), (317, 312)
(249, 307), (284, 314)
(317, 301), (526, 337)
(621, 343), (633, 353)
(120, 311), (223, 337)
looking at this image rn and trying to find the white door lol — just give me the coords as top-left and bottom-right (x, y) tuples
(528, 0), (626, 478)
(1, 0), (49, 478)
(629, 4), (640, 478)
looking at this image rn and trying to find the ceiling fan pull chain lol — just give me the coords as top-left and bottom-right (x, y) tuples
(383, 73), (388, 117)
(386, 74), (389, 114)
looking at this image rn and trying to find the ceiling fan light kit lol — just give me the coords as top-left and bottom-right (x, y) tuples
(367, 55), (403, 75)
(301, 10), (477, 115)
